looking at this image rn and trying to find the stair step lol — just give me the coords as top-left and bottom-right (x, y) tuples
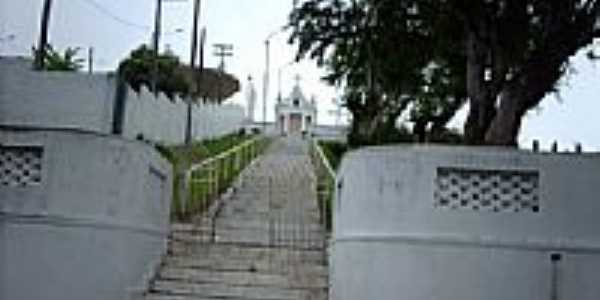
(162, 256), (328, 277)
(146, 139), (329, 300)
(150, 280), (327, 300)
(158, 267), (289, 287)
(169, 236), (327, 252)
(156, 267), (326, 290)
(145, 293), (291, 300)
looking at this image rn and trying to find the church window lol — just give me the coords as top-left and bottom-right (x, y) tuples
(293, 99), (300, 107)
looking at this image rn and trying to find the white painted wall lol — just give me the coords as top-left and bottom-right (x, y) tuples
(0, 57), (245, 144)
(121, 86), (245, 144)
(334, 145), (600, 300)
(0, 57), (116, 133)
(0, 129), (172, 300)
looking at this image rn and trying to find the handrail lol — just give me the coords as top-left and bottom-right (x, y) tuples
(178, 136), (268, 224)
(187, 137), (260, 176)
(311, 139), (336, 181)
(310, 139), (336, 232)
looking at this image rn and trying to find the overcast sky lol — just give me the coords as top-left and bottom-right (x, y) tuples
(1, 0), (598, 150)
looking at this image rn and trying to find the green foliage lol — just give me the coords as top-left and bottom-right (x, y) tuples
(186, 139), (270, 218)
(157, 133), (250, 167)
(289, 0), (467, 147)
(118, 45), (189, 99)
(155, 133), (254, 220)
(35, 44), (84, 71)
(118, 45), (241, 101)
(318, 140), (348, 170)
(289, 0), (600, 146)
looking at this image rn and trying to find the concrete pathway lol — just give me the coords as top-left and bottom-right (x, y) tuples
(145, 137), (329, 300)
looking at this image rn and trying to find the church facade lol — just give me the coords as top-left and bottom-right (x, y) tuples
(275, 80), (318, 135)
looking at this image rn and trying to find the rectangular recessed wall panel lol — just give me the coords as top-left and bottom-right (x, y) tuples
(434, 167), (540, 213)
(0, 146), (44, 187)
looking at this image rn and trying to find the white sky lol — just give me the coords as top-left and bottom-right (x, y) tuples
(1, 0), (598, 151)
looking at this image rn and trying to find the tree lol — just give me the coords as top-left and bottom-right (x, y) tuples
(290, 0), (428, 145)
(118, 45), (240, 101)
(118, 45), (188, 99)
(449, 1), (600, 145)
(32, 44), (84, 71)
(408, 58), (468, 142)
(289, 0), (466, 146)
(289, 0), (600, 146)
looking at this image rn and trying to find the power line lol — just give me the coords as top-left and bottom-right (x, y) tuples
(78, 0), (185, 35)
(78, 0), (150, 31)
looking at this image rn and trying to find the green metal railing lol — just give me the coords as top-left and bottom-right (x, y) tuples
(310, 139), (336, 232)
(181, 137), (269, 220)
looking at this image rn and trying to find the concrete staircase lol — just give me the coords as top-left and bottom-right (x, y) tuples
(144, 137), (329, 300)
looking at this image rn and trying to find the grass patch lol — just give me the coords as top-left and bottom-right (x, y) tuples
(318, 140), (348, 170)
(157, 133), (251, 167)
(155, 133), (263, 220)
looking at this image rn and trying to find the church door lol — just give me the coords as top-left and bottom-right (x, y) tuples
(289, 113), (302, 133)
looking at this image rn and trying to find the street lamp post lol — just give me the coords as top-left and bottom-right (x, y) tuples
(262, 26), (286, 134)
(262, 39), (270, 134)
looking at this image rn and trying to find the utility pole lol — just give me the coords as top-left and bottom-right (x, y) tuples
(213, 43), (233, 71)
(263, 39), (270, 133)
(185, 0), (203, 145)
(88, 47), (94, 74)
(213, 43), (234, 103)
(152, 0), (163, 96)
(35, 0), (53, 70)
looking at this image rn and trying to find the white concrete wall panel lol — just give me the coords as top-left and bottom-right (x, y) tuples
(0, 57), (115, 133)
(334, 145), (600, 300)
(1, 57), (245, 145)
(0, 130), (172, 300)
(121, 88), (245, 145)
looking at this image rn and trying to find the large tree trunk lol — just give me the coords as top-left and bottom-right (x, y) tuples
(485, 42), (571, 146)
(413, 119), (427, 143)
(484, 87), (524, 146)
(463, 28), (496, 145)
(462, 2), (596, 146)
(349, 113), (379, 146)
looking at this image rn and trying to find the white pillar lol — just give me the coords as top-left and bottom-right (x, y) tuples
(301, 112), (307, 132)
(277, 113), (283, 134)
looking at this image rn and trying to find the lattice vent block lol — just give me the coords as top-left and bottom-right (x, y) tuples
(0, 146), (44, 187)
(434, 167), (540, 213)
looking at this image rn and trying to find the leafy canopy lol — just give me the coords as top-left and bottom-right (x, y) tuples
(289, 0), (600, 146)
(32, 44), (85, 72)
(289, 0), (467, 145)
(118, 45), (240, 102)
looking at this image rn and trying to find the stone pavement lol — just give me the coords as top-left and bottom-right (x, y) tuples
(145, 137), (329, 300)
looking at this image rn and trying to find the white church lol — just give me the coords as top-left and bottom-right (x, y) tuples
(245, 75), (318, 136)
(274, 76), (318, 135)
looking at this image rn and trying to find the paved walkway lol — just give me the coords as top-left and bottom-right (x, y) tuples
(145, 137), (329, 300)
